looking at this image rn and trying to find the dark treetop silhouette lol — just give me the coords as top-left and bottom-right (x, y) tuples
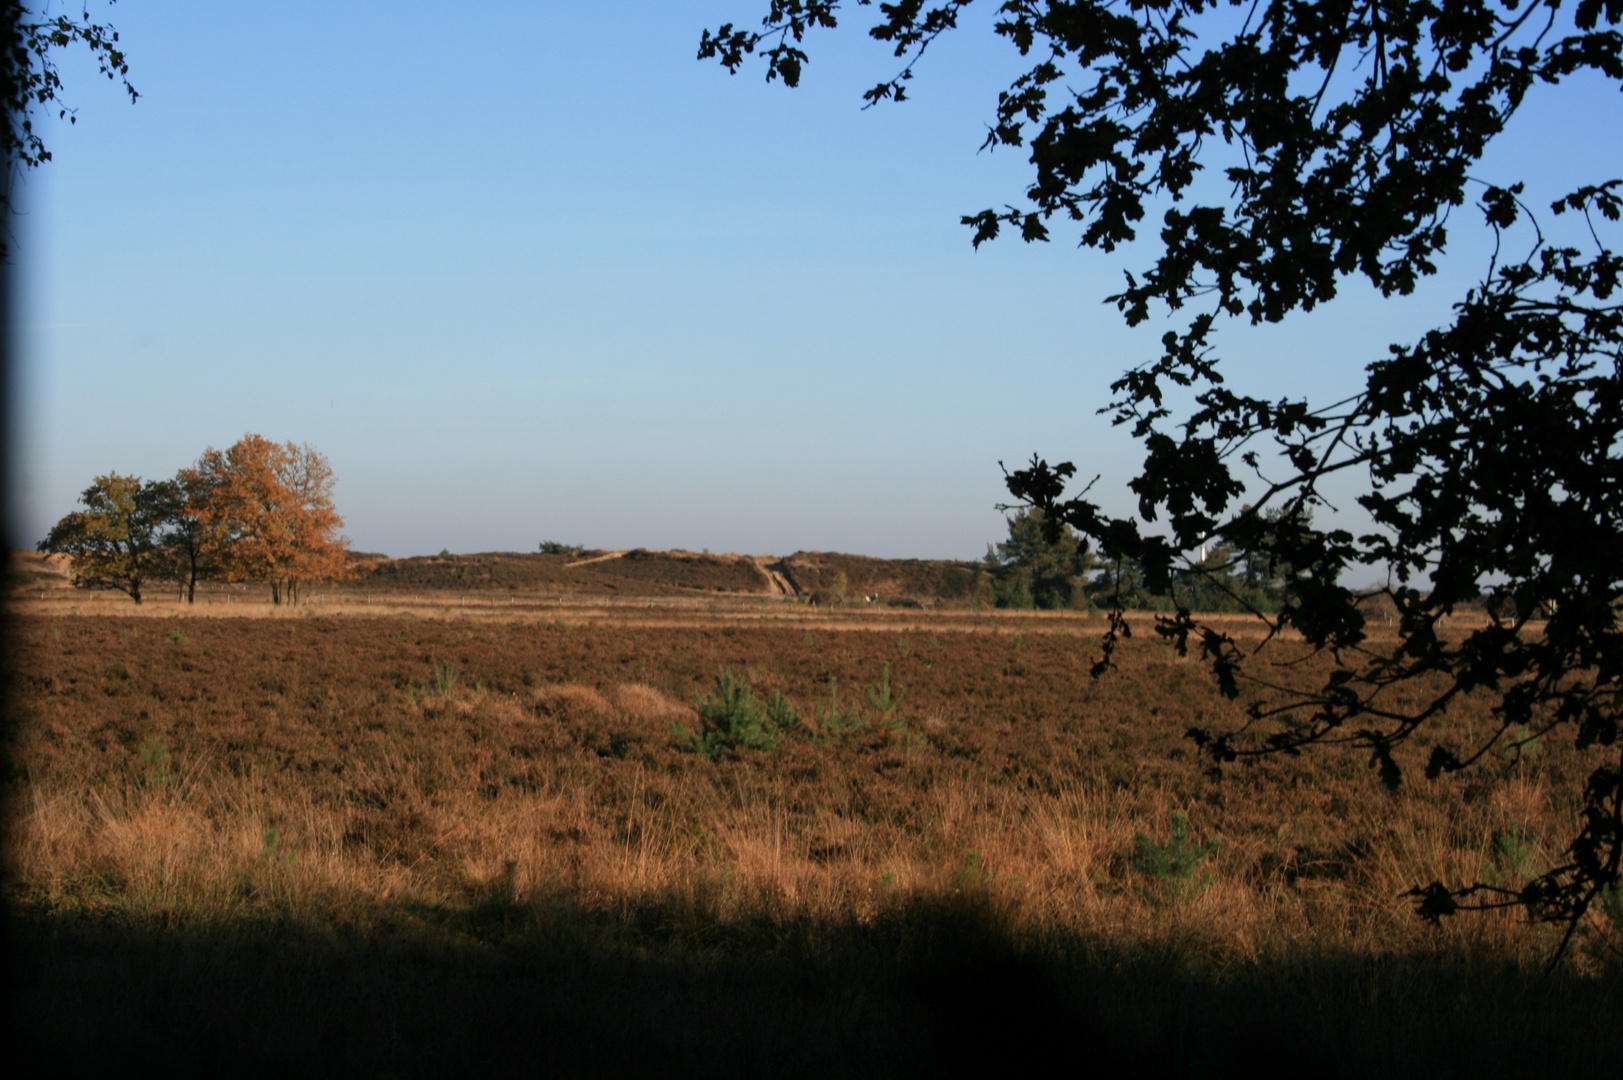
(2, 1), (135, 253)
(702, 1), (1623, 950)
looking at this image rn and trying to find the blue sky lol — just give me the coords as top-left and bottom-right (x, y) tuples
(13, 2), (1620, 559)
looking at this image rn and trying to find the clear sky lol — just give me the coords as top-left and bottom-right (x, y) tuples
(12, 2), (1620, 559)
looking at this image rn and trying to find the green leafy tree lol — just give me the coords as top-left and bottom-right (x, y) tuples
(703, 2), (1623, 944)
(1090, 555), (1161, 613)
(1095, 507), (1322, 615)
(37, 473), (172, 603)
(1092, 546), (1270, 614)
(984, 508), (1094, 610)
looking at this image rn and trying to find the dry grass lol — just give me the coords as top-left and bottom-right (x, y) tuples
(5, 614), (1619, 1075)
(7, 716), (1591, 962)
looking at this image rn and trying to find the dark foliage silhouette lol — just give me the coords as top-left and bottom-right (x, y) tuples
(702, 0), (1623, 947)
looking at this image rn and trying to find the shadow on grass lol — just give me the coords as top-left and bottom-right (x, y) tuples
(8, 892), (1619, 1078)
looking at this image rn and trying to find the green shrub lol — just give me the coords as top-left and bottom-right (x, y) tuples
(139, 737), (176, 789)
(865, 661), (921, 743)
(991, 575), (1035, 609)
(673, 669), (798, 761)
(539, 541), (585, 555)
(1495, 724), (1545, 767)
(803, 665), (920, 744)
(1492, 822), (1541, 882)
(764, 689), (803, 737)
(863, 661), (905, 720)
(950, 849), (992, 893)
(671, 666), (920, 755)
(259, 828), (296, 867)
(1131, 812), (1220, 900)
(814, 677), (869, 738)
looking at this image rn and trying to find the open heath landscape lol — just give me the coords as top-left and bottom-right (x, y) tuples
(12, 4), (1623, 1075)
(5, 551), (1619, 1076)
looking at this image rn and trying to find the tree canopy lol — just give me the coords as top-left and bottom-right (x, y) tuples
(703, 1), (1623, 945)
(183, 435), (351, 605)
(40, 435), (353, 606)
(36, 472), (173, 603)
(985, 508), (1095, 609)
(1092, 505), (1326, 613)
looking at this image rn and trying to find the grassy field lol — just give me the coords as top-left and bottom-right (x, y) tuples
(5, 607), (1619, 1076)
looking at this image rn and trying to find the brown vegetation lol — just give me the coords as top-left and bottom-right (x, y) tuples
(5, 612), (1618, 1074)
(353, 548), (980, 602)
(12, 546), (991, 612)
(357, 549), (760, 597)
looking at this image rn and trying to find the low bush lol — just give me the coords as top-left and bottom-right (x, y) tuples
(1131, 812), (1220, 902)
(672, 669), (802, 761)
(814, 677), (869, 738)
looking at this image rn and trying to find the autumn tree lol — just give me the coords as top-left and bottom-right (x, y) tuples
(36, 472), (173, 603)
(158, 464), (220, 604)
(187, 434), (352, 605)
(703, 2), (1623, 944)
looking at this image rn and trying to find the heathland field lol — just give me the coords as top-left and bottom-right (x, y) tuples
(7, 606), (1620, 1075)
(10, 546), (985, 608)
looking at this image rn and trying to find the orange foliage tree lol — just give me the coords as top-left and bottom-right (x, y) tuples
(181, 434), (353, 605)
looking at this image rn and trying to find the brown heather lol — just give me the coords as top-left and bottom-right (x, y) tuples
(5, 612), (1619, 1076)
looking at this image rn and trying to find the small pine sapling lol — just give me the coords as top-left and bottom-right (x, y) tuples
(1131, 812), (1220, 901)
(672, 669), (792, 761)
(814, 677), (869, 739)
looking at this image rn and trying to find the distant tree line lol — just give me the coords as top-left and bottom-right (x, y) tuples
(985, 509), (1312, 615)
(37, 434), (355, 605)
